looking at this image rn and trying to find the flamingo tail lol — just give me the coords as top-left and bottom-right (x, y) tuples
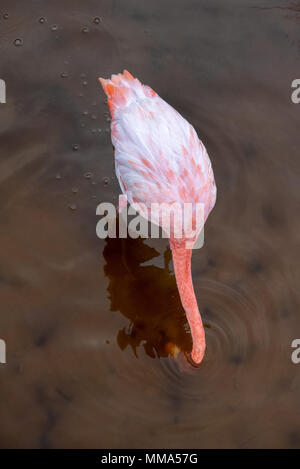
(98, 69), (156, 117)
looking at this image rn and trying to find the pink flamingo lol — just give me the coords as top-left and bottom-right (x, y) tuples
(99, 70), (216, 364)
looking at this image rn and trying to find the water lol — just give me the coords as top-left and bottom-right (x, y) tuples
(0, 0), (300, 449)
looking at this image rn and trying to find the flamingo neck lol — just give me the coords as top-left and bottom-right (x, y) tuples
(169, 239), (206, 364)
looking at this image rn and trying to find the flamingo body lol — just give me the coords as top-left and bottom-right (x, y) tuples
(99, 70), (216, 364)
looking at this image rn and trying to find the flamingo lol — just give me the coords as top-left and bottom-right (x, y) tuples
(99, 70), (216, 364)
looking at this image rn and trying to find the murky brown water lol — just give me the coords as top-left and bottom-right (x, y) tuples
(0, 0), (300, 449)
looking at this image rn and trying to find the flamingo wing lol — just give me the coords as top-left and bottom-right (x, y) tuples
(99, 70), (216, 222)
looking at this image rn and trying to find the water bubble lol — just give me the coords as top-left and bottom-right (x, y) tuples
(3, 13), (9, 20)
(94, 17), (102, 24)
(55, 174), (62, 179)
(80, 123), (85, 128)
(84, 171), (93, 179)
(14, 38), (23, 47)
(103, 177), (110, 185)
(72, 143), (80, 151)
(60, 72), (68, 78)
(82, 110), (88, 116)
(91, 114), (97, 120)
(39, 17), (47, 24)
(69, 204), (77, 211)
(82, 80), (88, 86)
(81, 26), (89, 34)
(97, 128), (102, 133)
(51, 24), (58, 31)
(92, 181), (97, 185)
(72, 187), (79, 194)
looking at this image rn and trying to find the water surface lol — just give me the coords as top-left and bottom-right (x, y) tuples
(0, 0), (300, 448)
